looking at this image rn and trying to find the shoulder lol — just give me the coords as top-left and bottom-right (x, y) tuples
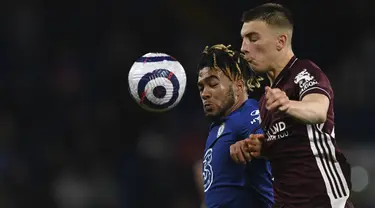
(290, 58), (333, 100)
(291, 59), (328, 80)
(231, 99), (262, 135)
(296, 59), (321, 69)
(245, 98), (259, 111)
(236, 99), (260, 121)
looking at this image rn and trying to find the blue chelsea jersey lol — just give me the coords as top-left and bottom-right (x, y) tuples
(202, 99), (274, 208)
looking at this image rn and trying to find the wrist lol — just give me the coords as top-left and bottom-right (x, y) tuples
(285, 100), (297, 115)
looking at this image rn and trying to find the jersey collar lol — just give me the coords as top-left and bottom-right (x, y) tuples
(272, 55), (297, 88)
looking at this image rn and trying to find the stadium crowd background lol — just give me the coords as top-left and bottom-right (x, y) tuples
(1, 0), (374, 207)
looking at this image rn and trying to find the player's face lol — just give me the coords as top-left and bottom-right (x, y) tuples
(240, 20), (278, 73)
(197, 67), (236, 119)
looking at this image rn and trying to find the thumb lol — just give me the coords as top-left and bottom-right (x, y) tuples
(254, 134), (265, 142)
(249, 134), (265, 140)
(247, 134), (265, 144)
(265, 86), (271, 92)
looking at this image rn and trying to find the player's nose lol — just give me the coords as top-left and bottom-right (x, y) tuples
(240, 40), (249, 54)
(200, 88), (211, 100)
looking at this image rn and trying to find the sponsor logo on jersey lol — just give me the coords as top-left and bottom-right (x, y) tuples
(266, 121), (289, 142)
(203, 148), (214, 192)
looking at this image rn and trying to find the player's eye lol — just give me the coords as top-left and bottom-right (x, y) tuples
(247, 34), (259, 42)
(249, 37), (258, 42)
(209, 82), (219, 88)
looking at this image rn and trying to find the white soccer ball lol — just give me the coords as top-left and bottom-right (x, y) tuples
(128, 53), (187, 112)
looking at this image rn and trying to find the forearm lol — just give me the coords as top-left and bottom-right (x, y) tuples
(286, 100), (327, 124)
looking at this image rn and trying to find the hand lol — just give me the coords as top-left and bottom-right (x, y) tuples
(265, 86), (290, 112)
(244, 134), (265, 158)
(230, 140), (252, 164)
(230, 134), (265, 164)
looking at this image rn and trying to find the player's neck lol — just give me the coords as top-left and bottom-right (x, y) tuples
(224, 94), (247, 118)
(268, 49), (294, 85)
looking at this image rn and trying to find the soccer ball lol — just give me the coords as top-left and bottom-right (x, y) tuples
(128, 53), (187, 112)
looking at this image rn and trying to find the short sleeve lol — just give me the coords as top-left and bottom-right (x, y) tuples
(238, 108), (264, 140)
(293, 61), (333, 101)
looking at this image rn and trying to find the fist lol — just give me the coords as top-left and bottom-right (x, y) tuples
(265, 86), (290, 112)
(230, 140), (251, 164)
(244, 134), (264, 158)
(230, 134), (265, 164)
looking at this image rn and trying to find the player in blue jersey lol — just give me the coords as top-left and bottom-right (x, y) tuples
(196, 44), (274, 208)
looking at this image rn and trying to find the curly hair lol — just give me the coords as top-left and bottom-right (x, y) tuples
(197, 44), (265, 94)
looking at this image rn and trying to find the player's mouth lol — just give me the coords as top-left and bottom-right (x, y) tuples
(203, 103), (213, 110)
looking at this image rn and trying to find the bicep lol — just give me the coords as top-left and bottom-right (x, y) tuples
(301, 93), (330, 114)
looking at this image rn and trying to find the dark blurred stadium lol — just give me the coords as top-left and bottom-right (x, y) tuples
(1, 0), (374, 207)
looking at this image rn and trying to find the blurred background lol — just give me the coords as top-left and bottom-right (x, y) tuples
(1, 0), (374, 207)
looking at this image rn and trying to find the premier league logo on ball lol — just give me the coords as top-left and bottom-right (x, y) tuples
(128, 53), (187, 112)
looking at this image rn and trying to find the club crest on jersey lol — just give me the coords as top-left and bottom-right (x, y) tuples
(217, 123), (225, 138)
(294, 69), (318, 95)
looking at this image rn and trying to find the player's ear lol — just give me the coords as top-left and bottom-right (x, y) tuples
(276, 33), (287, 51)
(235, 79), (245, 95)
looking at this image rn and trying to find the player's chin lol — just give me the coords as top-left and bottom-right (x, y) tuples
(203, 108), (218, 117)
(249, 62), (267, 73)
(251, 66), (266, 73)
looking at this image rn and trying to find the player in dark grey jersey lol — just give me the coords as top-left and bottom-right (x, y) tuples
(229, 3), (354, 208)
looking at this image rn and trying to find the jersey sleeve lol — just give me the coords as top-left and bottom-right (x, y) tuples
(293, 61), (333, 101)
(237, 108), (264, 140)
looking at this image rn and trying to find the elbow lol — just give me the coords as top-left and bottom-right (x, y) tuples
(311, 103), (328, 124)
(315, 112), (327, 124)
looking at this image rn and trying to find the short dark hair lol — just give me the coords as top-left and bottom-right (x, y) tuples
(242, 3), (293, 30)
(197, 44), (264, 94)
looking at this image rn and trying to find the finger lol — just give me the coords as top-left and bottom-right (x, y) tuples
(240, 144), (252, 162)
(266, 87), (281, 95)
(238, 152), (247, 164)
(268, 92), (289, 111)
(248, 143), (262, 157)
(265, 86), (272, 93)
(230, 145), (239, 163)
(247, 134), (261, 141)
(248, 134), (264, 139)
(265, 96), (275, 108)
(254, 134), (265, 142)
(267, 90), (283, 101)
(265, 90), (283, 108)
(245, 138), (257, 146)
(247, 135), (264, 157)
(250, 150), (261, 158)
(264, 87), (274, 100)
(232, 145), (245, 164)
(266, 100), (281, 111)
(250, 139), (262, 158)
(248, 134), (255, 141)
(236, 144), (247, 164)
(248, 143), (260, 152)
(241, 140), (250, 151)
